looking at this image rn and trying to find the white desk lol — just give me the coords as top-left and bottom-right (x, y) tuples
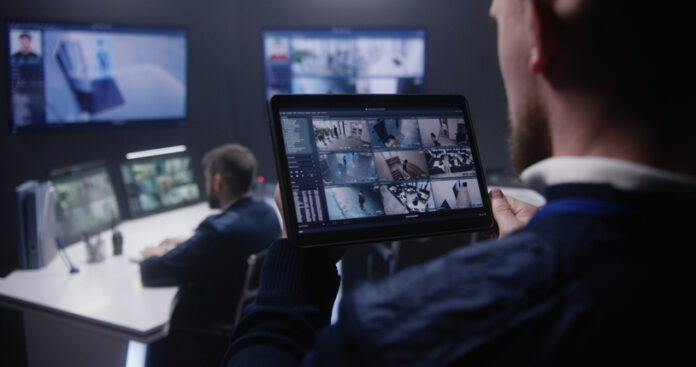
(0, 188), (541, 367)
(0, 202), (216, 367)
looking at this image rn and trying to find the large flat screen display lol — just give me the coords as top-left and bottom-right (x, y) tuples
(5, 20), (188, 133)
(268, 94), (493, 247)
(263, 28), (426, 103)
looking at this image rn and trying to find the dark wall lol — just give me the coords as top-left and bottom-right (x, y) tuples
(0, 0), (511, 274)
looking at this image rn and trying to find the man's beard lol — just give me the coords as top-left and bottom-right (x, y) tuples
(508, 98), (552, 175)
(207, 190), (220, 209)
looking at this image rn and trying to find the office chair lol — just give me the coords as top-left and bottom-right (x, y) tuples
(165, 248), (269, 337)
(148, 250), (269, 366)
(149, 284), (235, 367)
(233, 249), (267, 325)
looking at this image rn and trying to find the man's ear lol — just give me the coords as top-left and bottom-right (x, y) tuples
(528, 0), (558, 73)
(213, 172), (225, 192)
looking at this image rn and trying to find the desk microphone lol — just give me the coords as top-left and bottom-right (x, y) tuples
(111, 220), (123, 256)
(55, 237), (79, 274)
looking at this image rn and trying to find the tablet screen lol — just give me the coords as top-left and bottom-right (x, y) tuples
(270, 95), (493, 246)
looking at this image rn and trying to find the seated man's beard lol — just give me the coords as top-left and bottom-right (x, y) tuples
(508, 100), (552, 175)
(207, 192), (220, 209)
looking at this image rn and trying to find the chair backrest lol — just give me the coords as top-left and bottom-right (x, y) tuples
(166, 248), (269, 339)
(233, 248), (268, 325)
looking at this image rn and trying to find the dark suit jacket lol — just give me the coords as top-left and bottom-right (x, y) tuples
(140, 197), (280, 325)
(224, 184), (694, 366)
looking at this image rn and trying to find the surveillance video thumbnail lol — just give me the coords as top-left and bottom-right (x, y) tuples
(313, 118), (372, 152)
(367, 117), (422, 149)
(373, 150), (428, 181)
(319, 152), (377, 185)
(291, 76), (356, 94)
(354, 77), (424, 94)
(430, 178), (483, 210)
(324, 183), (385, 220)
(418, 117), (469, 147)
(424, 147), (475, 177)
(380, 179), (436, 215)
(291, 37), (356, 77)
(355, 37), (425, 77)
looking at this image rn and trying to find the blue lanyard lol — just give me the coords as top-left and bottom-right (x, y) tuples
(528, 197), (632, 226)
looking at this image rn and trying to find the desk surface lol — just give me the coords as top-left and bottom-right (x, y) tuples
(0, 187), (542, 341)
(0, 202), (216, 340)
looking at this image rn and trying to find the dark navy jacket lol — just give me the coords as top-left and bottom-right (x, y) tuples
(224, 184), (693, 366)
(140, 197), (280, 325)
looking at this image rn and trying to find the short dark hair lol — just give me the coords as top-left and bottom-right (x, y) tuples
(19, 33), (31, 40)
(202, 143), (257, 197)
(552, 1), (691, 121)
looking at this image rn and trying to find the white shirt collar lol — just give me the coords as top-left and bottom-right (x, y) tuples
(520, 156), (696, 197)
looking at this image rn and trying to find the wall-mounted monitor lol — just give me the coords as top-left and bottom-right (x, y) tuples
(50, 161), (121, 245)
(262, 28), (426, 103)
(120, 147), (200, 217)
(5, 20), (188, 133)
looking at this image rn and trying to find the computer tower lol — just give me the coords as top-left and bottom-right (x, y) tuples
(16, 180), (57, 269)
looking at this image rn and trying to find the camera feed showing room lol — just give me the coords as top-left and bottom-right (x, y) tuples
(324, 184), (385, 220)
(313, 119), (371, 151)
(424, 147), (475, 177)
(380, 179), (436, 215)
(319, 152), (377, 185)
(417, 117), (469, 147)
(367, 117), (422, 149)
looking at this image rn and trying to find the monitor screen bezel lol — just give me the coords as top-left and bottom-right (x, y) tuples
(4, 18), (190, 134)
(268, 94), (494, 248)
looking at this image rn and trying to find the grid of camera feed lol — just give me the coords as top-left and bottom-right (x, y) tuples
(52, 164), (121, 244)
(263, 29), (426, 101)
(315, 116), (483, 221)
(120, 153), (200, 215)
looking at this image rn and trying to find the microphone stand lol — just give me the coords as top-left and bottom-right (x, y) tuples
(55, 237), (79, 274)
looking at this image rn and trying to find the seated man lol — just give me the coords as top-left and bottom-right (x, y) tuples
(141, 143), (280, 366)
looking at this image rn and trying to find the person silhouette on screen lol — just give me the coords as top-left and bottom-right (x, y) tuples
(12, 33), (39, 61)
(430, 132), (441, 146)
(269, 39), (289, 62)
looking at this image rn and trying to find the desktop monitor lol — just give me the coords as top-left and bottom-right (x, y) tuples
(5, 19), (188, 133)
(120, 150), (200, 217)
(263, 28), (426, 104)
(50, 161), (121, 245)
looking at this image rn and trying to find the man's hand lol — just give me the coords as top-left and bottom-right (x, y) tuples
(158, 237), (186, 249)
(274, 184), (288, 239)
(489, 188), (538, 239)
(141, 245), (168, 259)
(274, 183), (346, 263)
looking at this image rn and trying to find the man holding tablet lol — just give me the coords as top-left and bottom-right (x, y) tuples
(225, 0), (695, 365)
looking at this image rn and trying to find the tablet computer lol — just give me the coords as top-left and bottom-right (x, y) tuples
(268, 94), (493, 247)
